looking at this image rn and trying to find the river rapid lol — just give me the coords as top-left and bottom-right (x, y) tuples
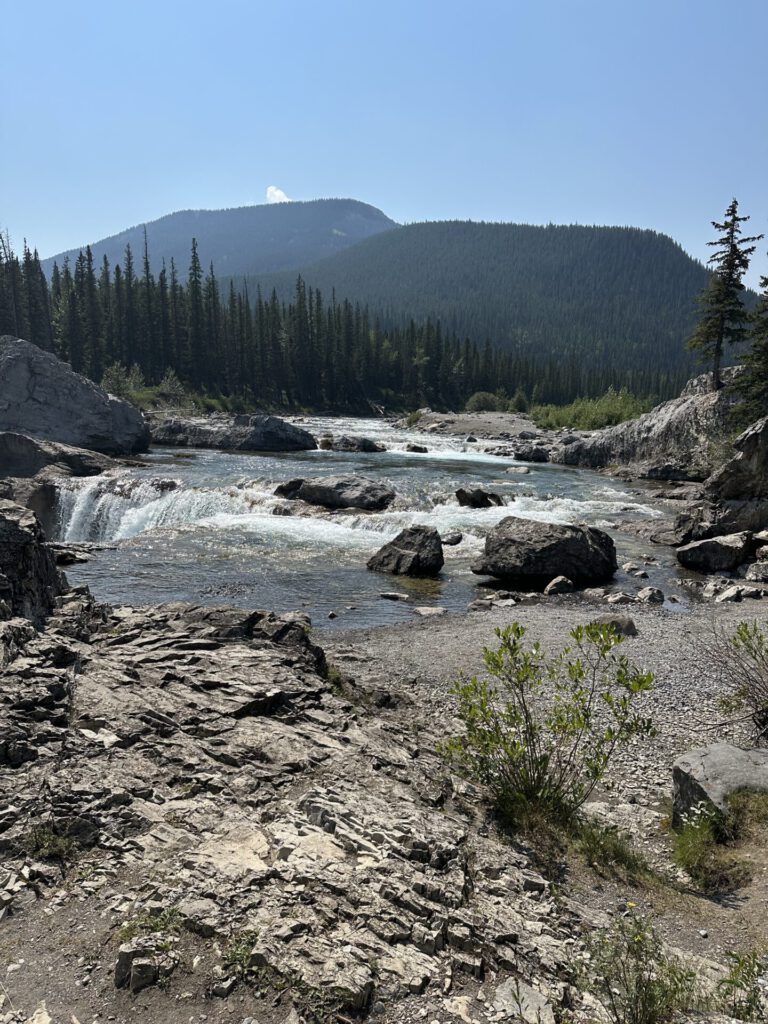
(53, 415), (681, 628)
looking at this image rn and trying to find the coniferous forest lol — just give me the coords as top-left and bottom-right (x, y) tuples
(0, 222), (753, 412)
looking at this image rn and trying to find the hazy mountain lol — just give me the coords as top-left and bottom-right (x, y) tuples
(41, 198), (397, 278)
(242, 220), (717, 380)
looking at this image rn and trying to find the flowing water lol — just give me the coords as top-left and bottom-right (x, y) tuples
(53, 416), (682, 628)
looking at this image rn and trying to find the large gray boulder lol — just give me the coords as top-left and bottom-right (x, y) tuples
(554, 369), (741, 480)
(293, 475), (396, 511)
(455, 487), (504, 508)
(367, 526), (444, 577)
(148, 413), (316, 452)
(676, 532), (752, 573)
(703, 415), (768, 532)
(472, 517), (617, 585)
(672, 743), (768, 824)
(0, 336), (150, 455)
(0, 500), (65, 624)
(330, 434), (386, 453)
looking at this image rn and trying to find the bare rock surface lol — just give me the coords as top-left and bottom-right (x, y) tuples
(147, 412), (317, 452)
(293, 474), (396, 511)
(367, 525), (444, 576)
(472, 517), (617, 585)
(676, 532), (752, 573)
(0, 336), (150, 455)
(673, 743), (768, 823)
(704, 415), (768, 532)
(553, 369), (741, 480)
(0, 500), (64, 624)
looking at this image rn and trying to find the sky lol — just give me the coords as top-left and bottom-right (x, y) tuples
(2, 0), (767, 286)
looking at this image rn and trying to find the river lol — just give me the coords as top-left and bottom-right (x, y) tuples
(52, 415), (682, 628)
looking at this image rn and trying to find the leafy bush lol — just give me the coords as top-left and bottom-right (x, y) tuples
(531, 387), (653, 430)
(717, 620), (768, 745)
(465, 390), (506, 412)
(439, 622), (655, 826)
(508, 387), (529, 412)
(584, 912), (704, 1024)
(717, 949), (768, 1022)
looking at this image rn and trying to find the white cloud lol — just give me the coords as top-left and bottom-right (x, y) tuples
(266, 185), (292, 204)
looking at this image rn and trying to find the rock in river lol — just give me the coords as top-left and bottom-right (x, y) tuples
(367, 525), (444, 577)
(289, 475), (396, 511)
(676, 532), (752, 573)
(148, 412), (316, 452)
(455, 487), (504, 508)
(0, 336), (149, 455)
(472, 516), (617, 586)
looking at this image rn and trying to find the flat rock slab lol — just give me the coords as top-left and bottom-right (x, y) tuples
(676, 533), (752, 574)
(672, 742), (768, 823)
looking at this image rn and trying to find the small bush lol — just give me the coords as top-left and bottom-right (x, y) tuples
(465, 390), (506, 412)
(439, 622), (655, 827)
(576, 819), (655, 882)
(23, 825), (77, 863)
(531, 387), (653, 431)
(672, 804), (752, 893)
(405, 409), (424, 427)
(584, 913), (705, 1024)
(223, 929), (260, 978)
(717, 620), (768, 745)
(119, 907), (181, 941)
(717, 949), (768, 1022)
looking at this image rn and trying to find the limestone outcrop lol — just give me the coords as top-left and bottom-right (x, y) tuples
(672, 743), (768, 824)
(0, 336), (150, 455)
(472, 517), (617, 585)
(0, 500), (65, 624)
(553, 369), (741, 480)
(148, 412), (317, 451)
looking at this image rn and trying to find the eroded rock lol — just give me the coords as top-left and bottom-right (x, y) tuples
(367, 526), (444, 577)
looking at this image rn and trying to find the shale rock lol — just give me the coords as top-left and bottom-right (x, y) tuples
(148, 412), (317, 452)
(0, 336), (149, 455)
(455, 487), (504, 508)
(294, 474), (396, 511)
(472, 517), (617, 585)
(676, 532), (752, 573)
(0, 501), (64, 624)
(672, 743), (768, 824)
(367, 526), (444, 576)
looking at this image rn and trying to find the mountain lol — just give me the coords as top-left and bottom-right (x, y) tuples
(41, 198), (397, 278)
(242, 221), (717, 384)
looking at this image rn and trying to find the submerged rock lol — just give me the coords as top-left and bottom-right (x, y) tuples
(472, 517), (617, 586)
(149, 413), (316, 452)
(455, 487), (504, 508)
(367, 525), (444, 577)
(0, 336), (149, 455)
(293, 475), (396, 511)
(331, 434), (386, 452)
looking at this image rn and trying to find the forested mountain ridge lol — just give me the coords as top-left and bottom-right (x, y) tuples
(241, 220), (719, 383)
(41, 199), (397, 280)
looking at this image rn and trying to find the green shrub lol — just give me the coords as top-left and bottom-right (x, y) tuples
(717, 949), (768, 1022)
(508, 387), (529, 412)
(118, 907), (181, 941)
(531, 387), (653, 430)
(718, 620), (768, 744)
(439, 622), (655, 827)
(584, 913), (705, 1024)
(405, 409), (424, 427)
(575, 818), (655, 882)
(465, 390), (506, 412)
(672, 804), (752, 893)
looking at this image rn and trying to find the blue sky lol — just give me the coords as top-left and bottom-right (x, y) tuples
(3, 0), (767, 285)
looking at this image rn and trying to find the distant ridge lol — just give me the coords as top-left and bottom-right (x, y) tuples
(41, 198), (397, 278)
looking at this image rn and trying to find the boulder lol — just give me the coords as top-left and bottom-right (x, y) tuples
(676, 532), (752, 573)
(442, 531), (463, 546)
(590, 614), (638, 636)
(672, 743), (768, 824)
(637, 586), (664, 604)
(455, 487), (504, 508)
(331, 435), (386, 453)
(515, 444), (549, 463)
(367, 526), (444, 577)
(294, 475), (396, 511)
(274, 478), (305, 500)
(703, 415), (768, 532)
(544, 575), (573, 595)
(471, 517), (617, 586)
(554, 368), (741, 480)
(148, 413), (316, 452)
(0, 500), (65, 624)
(745, 562), (768, 583)
(405, 443), (428, 453)
(0, 336), (149, 455)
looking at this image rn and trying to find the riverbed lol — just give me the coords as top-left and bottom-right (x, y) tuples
(54, 415), (685, 628)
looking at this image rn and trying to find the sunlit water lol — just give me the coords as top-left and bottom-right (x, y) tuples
(54, 416), (683, 628)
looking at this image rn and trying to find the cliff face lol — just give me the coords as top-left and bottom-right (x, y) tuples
(702, 415), (768, 532)
(554, 370), (741, 481)
(0, 337), (150, 455)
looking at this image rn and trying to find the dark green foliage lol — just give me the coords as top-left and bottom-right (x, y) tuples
(740, 268), (768, 423)
(717, 950), (768, 1022)
(688, 199), (763, 390)
(41, 199), (397, 281)
(245, 220), (729, 400)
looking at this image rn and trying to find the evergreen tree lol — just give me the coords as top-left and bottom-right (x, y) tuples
(740, 264), (768, 423)
(688, 199), (763, 390)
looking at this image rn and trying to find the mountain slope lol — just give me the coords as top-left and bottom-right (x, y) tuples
(41, 198), (397, 278)
(243, 221), (715, 381)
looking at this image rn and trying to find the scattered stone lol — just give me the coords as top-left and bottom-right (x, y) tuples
(637, 586), (664, 604)
(714, 585), (743, 604)
(331, 435), (386, 453)
(591, 614), (638, 636)
(414, 606), (447, 617)
(441, 531), (463, 546)
(606, 592), (632, 605)
(676, 532), (752, 574)
(405, 443), (428, 453)
(544, 576), (573, 595)
(379, 591), (410, 601)
(455, 487), (504, 508)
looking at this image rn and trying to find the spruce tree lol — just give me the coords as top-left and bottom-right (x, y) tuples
(688, 199), (763, 390)
(740, 265), (768, 423)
